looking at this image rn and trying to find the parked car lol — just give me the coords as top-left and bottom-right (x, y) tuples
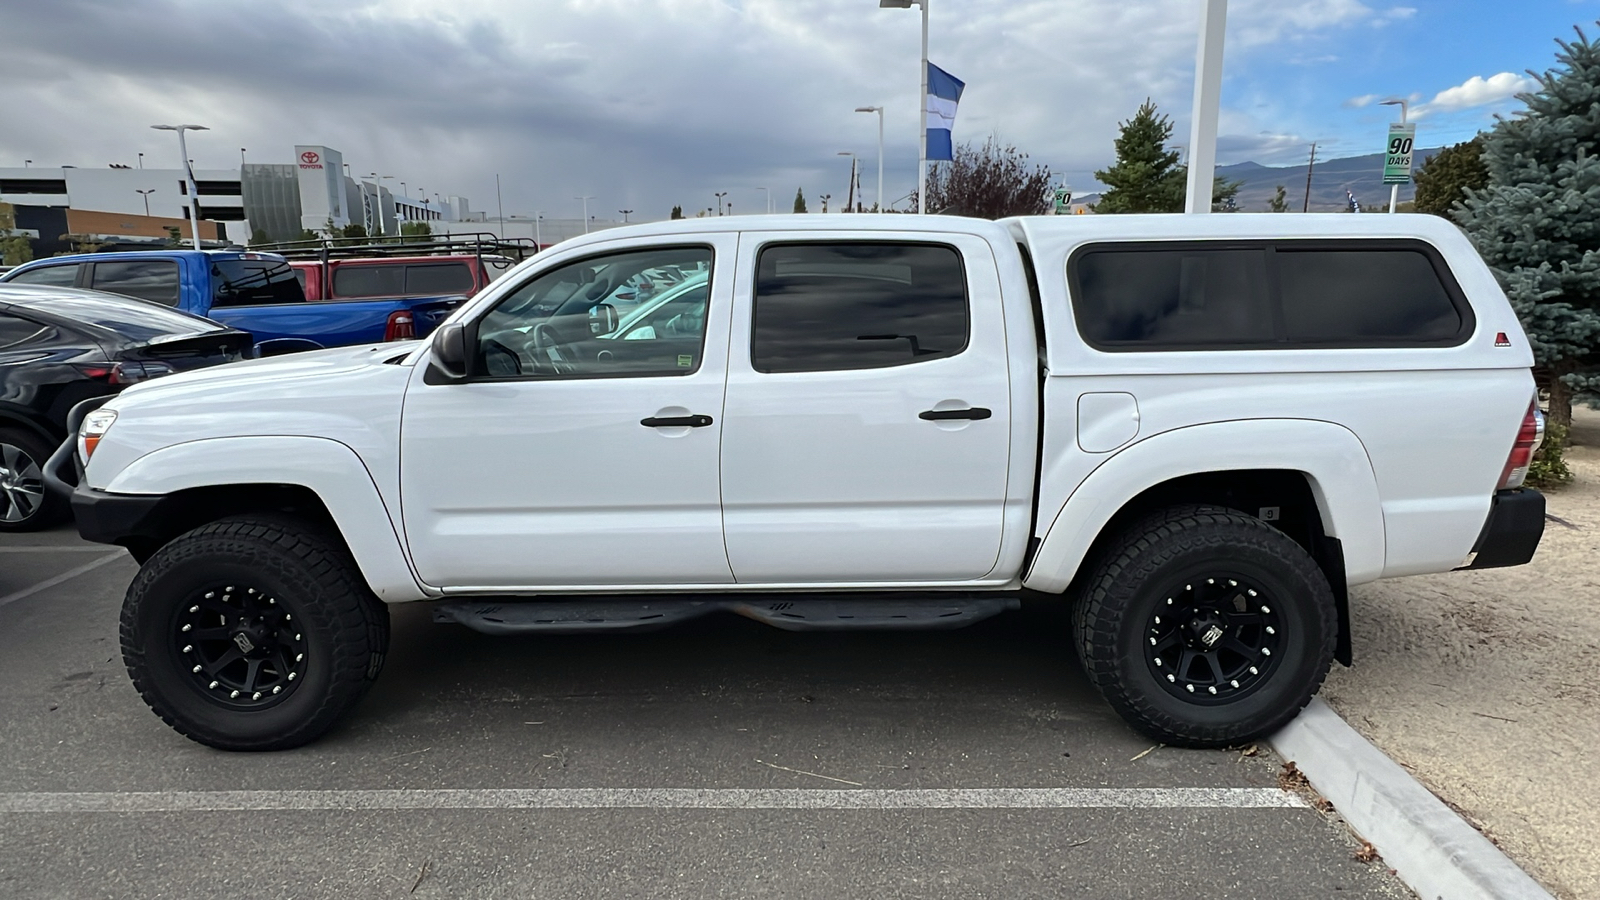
(0, 283), (251, 530)
(0, 250), (459, 354)
(57, 213), (1545, 751)
(263, 233), (533, 306)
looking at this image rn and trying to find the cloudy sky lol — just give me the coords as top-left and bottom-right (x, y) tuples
(1, 0), (1595, 221)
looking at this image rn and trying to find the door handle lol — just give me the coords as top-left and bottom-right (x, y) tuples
(641, 414), (714, 428)
(919, 407), (991, 421)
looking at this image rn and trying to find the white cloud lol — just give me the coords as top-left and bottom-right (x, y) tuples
(1412, 72), (1536, 119)
(1372, 6), (1418, 26)
(1345, 94), (1381, 108)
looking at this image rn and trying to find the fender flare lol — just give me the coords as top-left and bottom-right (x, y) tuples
(103, 435), (431, 602)
(1022, 418), (1385, 593)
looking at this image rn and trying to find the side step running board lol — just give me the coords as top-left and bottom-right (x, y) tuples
(433, 595), (1021, 635)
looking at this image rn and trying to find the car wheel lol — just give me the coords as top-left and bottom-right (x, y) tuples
(0, 427), (64, 532)
(120, 517), (390, 751)
(1073, 505), (1337, 748)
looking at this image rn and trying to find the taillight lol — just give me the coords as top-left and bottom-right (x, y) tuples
(384, 311), (416, 341)
(109, 360), (176, 385)
(1497, 398), (1546, 490)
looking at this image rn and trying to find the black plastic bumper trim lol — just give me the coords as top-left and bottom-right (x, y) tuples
(1462, 488), (1544, 570)
(69, 484), (165, 548)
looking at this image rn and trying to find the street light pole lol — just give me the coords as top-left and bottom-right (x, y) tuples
(879, 1), (928, 211)
(1183, 0), (1227, 214)
(576, 196), (593, 232)
(618, 209), (633, 223)
(1380, 98), (1409, 214)
(856, 106), (884, 212)
(365, 173), (394, 236)
(136, 189), (154, 217)
(757, 186), (770, 214)
(151, 124), (209, 250)
(534, 212), (543, 248)
(714, 191), (728, 216)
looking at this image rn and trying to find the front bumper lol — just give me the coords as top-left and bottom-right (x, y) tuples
(69, 484), (164, 547)
(1461, 489), (1545, 570)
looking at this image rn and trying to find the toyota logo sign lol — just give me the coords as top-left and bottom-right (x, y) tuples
(300, 150), (320, 165)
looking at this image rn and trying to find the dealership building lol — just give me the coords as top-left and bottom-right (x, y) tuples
(0, 144), (475, 256)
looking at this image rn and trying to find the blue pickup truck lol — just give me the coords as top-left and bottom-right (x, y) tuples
(0, 250), (463, 353)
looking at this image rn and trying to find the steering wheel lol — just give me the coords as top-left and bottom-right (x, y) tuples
(530, 322), (575, 375)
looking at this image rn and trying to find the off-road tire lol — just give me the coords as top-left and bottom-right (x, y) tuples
(1073, 505), (1336, 748)
(0, 427), (65, 532)
(120, 516), (389, 751)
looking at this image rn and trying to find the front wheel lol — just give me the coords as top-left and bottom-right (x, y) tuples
(1073, 505), (1336, 748)
(120, 517), (389, 751)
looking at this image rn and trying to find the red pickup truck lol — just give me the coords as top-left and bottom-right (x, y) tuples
(265, 234), (535, 306)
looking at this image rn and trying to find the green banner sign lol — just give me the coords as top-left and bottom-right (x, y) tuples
(1383, 123), (1416, 185)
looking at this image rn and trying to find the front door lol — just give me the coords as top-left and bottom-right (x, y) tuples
(719, 234), (1014, 584)
(400, 238), (735, 589)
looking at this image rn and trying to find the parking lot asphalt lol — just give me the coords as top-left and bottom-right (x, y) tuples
(0, 525), (1410, 899)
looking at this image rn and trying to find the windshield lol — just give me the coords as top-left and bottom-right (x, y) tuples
(25, 290), (224, 342)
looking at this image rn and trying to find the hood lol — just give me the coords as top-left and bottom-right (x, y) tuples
(112, 341), (414, 404)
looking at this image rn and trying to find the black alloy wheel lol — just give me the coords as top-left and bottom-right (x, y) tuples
(1073, 505), (1337, 748)
(170, 584), (309, 708)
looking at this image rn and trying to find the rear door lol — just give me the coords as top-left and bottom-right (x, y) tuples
(719, 232), (1013, 584)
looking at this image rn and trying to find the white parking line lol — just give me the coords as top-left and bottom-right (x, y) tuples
(0, 787), (1307, 813)
(0, 553), (124, 610)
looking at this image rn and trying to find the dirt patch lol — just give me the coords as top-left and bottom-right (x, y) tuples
(1323, 405), (1600, 900)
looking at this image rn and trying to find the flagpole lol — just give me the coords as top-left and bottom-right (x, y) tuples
(918, 0), (929, 214)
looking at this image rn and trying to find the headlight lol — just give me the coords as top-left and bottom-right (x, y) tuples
(79, 408), (118, 463)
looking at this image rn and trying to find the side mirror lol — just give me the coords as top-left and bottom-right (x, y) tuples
(588, 303), (619, 336)
(429, 321), (469, 380)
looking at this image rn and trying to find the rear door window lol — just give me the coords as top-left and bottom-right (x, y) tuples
(0, 312), (50, 349)
(750, 242), (969, 373)
(405, 263), (475, 295)
(332, 264), (405, 298)
(90, 259), (181, 306)
(1067, 240), (1471, 350)
(6, 264), (81, 288)
(211, 259), (304, 307)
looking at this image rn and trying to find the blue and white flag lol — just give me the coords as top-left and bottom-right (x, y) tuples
(926, 62), (965, 161)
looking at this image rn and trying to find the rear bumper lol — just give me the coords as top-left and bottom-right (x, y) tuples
(1461, 489), (1544, 570)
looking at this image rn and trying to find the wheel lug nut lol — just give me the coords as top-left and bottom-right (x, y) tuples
(188, 605), (199, 613)
(208, 681), (219, 689)
(1154, 657), (1164, 666)
(1261, 647), (1271, 657)
(1167, 674), (1176, 682)
(288, 672), (297, 681)
(229, 690), (240, 699)
(1260, 606), (1271, 614)
(1249, 666), (1259, 675)
(181, 624), (191, 632)
(272, 686), (282, 694)
(1186, 684), (1195, 692)
(1230, 680), (1240, 688)
(295, 653), (304, 662)
(182, 645), (192, 653)
(1208, 686), (1217, 694)
(252, 692), (262, 700)
(192, 665), (202, 673)
(1265, 626), (1275, 635)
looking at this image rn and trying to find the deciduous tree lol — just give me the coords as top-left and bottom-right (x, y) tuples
(919, 137), (1053, 219)
(1414, 137), (1488, 217)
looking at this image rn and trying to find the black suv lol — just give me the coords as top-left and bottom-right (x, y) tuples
(0, 284), (252, 530)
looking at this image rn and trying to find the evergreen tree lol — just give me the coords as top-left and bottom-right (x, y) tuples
(670, 205), (684, 220)
(921, 136), (1053, 219)
(1094, 100), (1186, 213)
(1457, 27), (1600, 424)
(1413, 137), (1489, 217)
(1267, 184), (1290, 213)
(792, 188), (808, 214)
(248, 229), (275, 247)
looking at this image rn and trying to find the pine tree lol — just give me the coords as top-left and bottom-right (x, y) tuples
(1093, 100), (1186, 213)
(792, 188), (808, 214)
(1456, 27), (1600, 425)
(1267, 184), (1289, 213)
(1413, 137), (1489, 217)
(670, 205), (684, 220)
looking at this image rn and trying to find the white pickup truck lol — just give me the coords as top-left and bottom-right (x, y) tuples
(54, 213), (1547, 751)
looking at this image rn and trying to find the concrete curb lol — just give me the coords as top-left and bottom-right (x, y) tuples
(1271, 698), (1553, 900)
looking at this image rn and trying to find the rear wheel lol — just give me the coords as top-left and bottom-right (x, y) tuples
(120, 517), (389, 751)
(1073, 505), (1336, 748)
(0, 427), (63, 532)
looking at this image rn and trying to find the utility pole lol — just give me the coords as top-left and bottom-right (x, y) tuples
(576, 196), (593, 232)
(1302, 142), (1317, 213)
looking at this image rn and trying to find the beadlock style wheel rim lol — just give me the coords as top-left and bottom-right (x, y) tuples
(0, 441), (45, 524)
(1144, 575), (1284, 705)
(171, 584), (308, 710)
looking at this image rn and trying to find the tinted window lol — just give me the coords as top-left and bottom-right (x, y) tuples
(212, 259), (304, 307)
(751, 242), (968, 373)
(1278, 249), (1462, 343)
(406, 263), (475, 295)
(1068, 241), (1471, 350)
(1072, 248), (1273, 346)
(332, 264), (404, 298)
(475, 246), (713, 378)
(0, 312), (48, 349)
(91, 259), (180, 306)
(27, 293), (221, 342)
(6, 264), (80, 288)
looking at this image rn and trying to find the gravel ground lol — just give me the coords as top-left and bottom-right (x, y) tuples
(1323, 404), (1600, 900)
